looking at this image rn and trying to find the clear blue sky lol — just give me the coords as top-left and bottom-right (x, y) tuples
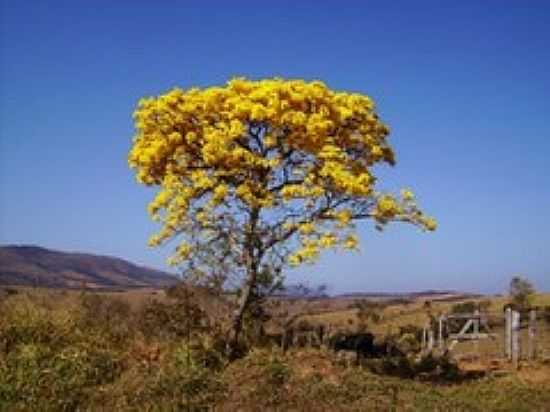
(1, 1), (549, 294)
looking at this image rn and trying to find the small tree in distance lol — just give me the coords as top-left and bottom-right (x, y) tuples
(128, 78), (436, 351)
(509, 275), (535, 311)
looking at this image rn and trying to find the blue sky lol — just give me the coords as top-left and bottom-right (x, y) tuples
(1, 1), (549, 294)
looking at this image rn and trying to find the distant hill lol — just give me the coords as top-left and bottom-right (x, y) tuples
(335, 290), (481, 302)
(0, 245), (178, 289)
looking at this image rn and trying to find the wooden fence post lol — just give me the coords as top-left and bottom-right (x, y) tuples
(427, 328), (434, 353)
(505, 307), (512, 360)
(422, 325), (427, 351)
(512, 310), (520, 369)
(438, 316), (444, 351)
(473, 310), (480, 358)
(528, 310), (537, 360)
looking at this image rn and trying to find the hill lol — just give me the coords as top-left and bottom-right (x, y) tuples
(334, 290), (482, 302)
(0, 245), (178, 289)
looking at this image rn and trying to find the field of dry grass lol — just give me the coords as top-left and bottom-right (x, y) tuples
(2, 286), (550, 410)
(294, 292), (550, 366)
(300, 293), (550, 330)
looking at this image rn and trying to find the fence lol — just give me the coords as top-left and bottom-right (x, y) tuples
(422, 308), (550, 368)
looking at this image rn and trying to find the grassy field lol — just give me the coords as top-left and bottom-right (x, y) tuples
(300, 293), (550, 331)
(1, 286), (550, 411)
(299, 292), (550, 363)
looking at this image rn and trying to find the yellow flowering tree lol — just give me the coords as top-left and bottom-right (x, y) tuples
(128, 78), (436, 346)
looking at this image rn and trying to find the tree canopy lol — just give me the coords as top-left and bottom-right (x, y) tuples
(128, 78), (436, 344)
(509, 275), (535, 310)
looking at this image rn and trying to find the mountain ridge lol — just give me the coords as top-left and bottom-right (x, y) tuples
(0, 244), (178, 289)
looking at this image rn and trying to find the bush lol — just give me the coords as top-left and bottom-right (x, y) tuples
(111, 342), (226, 411)
(161, 343), (226, 407)
(0, 295), (76, 354)
(137, 295), (209, 341)
(78, 293), (133, 346)
(397, 332), (421, 354)
(363, 352), (460, 382)
(413, 353), (460, 381)
(228, 348), (291, 406)
(450, 301), (477, 314)
(0, 294), (124, 410)
(542, 306), (550, 324)
(396, 324), (423, 354)
(0, 342), (121, 410)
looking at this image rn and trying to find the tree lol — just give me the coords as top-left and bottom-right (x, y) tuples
(509, 275), (535, 311)
(128, 78), (436, 350)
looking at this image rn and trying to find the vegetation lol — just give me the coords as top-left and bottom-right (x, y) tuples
(351, 299), (382, 331)
(1, 288), (550, 411)
(543, 306), (550, 324)
(509, 276), (535, 311)
(450, 300), (490, 315)
(128, 78), (436, 347)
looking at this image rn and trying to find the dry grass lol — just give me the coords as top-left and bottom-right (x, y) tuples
(292, 292), (550, 364)
(2, 287), (550, 411)
(301, 293), (550, 330)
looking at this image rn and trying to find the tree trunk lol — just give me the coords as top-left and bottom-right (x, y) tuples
(229, 208), (261, 357)
(229, 267), (257, 355)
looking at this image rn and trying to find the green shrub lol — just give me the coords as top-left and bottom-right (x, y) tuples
(137, 297), (209, 341)
(0, 342), (121, 411)
(397, 331), (421, 354)
(231, 348), (292, 406)
(0, 294), (125, 410)
(0, 295), (76, 354)
(78, 293), (133, 346)
(113, 342), (226, 411)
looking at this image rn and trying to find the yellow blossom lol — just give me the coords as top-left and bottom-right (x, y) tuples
(401, 188), (415, 201)
(129, 77), (435, 267)
(343, 234), (359, 250)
